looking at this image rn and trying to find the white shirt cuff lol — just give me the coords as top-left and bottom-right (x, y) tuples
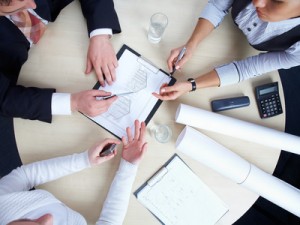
(51, 93), (72, 115)
(199, 3), (228, 27)
(90, 29), (113, 38)
(119, 159), (138, 174)
(215, 63), (240, 86)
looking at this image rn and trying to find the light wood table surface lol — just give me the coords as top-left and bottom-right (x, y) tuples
(14, 0), (285, 224)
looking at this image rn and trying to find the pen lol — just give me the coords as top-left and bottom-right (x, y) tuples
(101, 91), (134, 100)
(170, 46), (187, 75)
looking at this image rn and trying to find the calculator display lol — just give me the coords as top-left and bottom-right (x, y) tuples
(259, 86), (277, 95)
(255, 82), (283, 119)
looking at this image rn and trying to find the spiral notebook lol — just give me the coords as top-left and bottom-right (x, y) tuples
(135, 155), (228, 225)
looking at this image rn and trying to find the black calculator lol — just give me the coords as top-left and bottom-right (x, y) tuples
(255, 82), (283, 119)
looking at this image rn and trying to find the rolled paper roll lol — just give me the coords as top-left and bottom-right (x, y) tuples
(175, 104), (300, 155)
(175, 125), (251, 184)
(176, 126), (300, 217)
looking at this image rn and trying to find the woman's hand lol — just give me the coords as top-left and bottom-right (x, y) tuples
(88, 138), (121, 166)
(121, 120), (148, 165)
(167, 46), (194, 73)
(152, 81), (191, 100)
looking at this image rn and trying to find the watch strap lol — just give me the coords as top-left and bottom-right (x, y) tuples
(187, 78), (196, 92)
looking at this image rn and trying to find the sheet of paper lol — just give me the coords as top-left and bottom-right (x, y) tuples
(89, 48), (172, 138)
(176, 126), (300, 217)
(136, 156), (228, 225)
(175, 103), (300, 155)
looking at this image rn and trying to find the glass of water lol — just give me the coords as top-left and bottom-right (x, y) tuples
(147, 12), (168, 44)
(151, 124), (172, 143)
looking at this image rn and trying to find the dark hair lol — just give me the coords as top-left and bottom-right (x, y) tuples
(0, 0), (12, 6)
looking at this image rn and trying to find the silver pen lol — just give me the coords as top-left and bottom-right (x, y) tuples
(101, 91), (134, 100)
(170, 46), (187, 75)
(96, 91), (135, 100)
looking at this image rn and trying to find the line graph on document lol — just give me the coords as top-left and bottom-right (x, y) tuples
(104, 65), (148, 120)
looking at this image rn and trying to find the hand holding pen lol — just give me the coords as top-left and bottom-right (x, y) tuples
(168, 46), (187, 75)
(71, 89), (117, 117)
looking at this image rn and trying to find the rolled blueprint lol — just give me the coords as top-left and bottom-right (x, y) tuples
(176, 126), (300, 217)
(175, 104), (300, 155)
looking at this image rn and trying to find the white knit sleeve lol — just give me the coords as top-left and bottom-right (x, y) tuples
(96, 159), (138, 225)
(0, 151), (90, 195)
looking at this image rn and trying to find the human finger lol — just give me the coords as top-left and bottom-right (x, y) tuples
(85, 58), (93, 74)
(126, 126), (133, 142)
(108, 63), (117, 82)
(95, 65), (105, 87)
(139, 121), (146, 142)
(102, 64), (113, 85)
(134, 120), (140, 141)
(167, 48), (180, 72)
(122, 136), (128, 146)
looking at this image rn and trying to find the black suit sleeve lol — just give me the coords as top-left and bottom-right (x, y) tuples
(0, 74), (55, 123)
(79, 0), (121, 35)
(0, 17), (55, 123)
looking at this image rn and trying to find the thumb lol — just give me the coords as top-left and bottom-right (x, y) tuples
(160, 85), (177, 94)
(175, 56), (188, 70)
(85, 58), (92, 74)
(91, 89), (110, 97)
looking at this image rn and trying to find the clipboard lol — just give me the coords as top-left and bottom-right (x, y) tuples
(134, 154), (228, 225)
(85, 44), (176, 139)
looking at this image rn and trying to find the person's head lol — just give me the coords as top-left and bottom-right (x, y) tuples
(7, 214), (53, 225)
(252, 0), (300, 22)
(0, 0), (36, 16)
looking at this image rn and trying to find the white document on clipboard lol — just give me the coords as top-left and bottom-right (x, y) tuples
(135, 155), (228, 225)
(86, 45), (176, 139)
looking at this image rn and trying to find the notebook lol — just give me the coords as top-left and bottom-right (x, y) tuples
(135, 155), (228, 225)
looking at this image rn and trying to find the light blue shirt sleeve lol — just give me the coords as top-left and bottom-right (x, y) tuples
(216, 41), (300, 86)
(199, 0), (234, 27)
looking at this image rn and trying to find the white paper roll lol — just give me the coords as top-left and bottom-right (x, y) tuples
(175, 104), (300, 155)
(175, 126), (251, 184)
(242, 165), (300, 217)
(176, 126), (300, 217)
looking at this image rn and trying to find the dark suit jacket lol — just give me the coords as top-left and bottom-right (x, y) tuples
(0, 0), (121, 123)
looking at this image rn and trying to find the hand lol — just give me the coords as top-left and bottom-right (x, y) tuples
(152, 81), (191, 100)
(121, 120), (148, 165)
(85, 35), (118, 87)
(167, 46), (193, 73)
(71, 89), (117, 117)
(88, 138), (121, 166)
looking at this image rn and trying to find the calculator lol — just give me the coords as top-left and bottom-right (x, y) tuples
(255, 82), (283, 119)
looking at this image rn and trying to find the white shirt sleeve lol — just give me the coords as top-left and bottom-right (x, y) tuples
(90, 29), (113, 38)
(96, 159), (138, 225)
(51, 93), (72, 115)
(0, 151), (90, 195)
(216, 41), (300, 86)
(199, 0), (234, 27)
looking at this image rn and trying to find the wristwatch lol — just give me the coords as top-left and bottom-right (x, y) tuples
(187, 78), (196, 92)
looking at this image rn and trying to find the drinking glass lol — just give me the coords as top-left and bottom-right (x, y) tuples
(147, 13), (168, 44)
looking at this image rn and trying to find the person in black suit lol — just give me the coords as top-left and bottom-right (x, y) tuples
(0, 0), (121, 177)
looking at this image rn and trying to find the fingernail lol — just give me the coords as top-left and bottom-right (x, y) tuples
(175, 65), (180, 70)
(161, 88), (166, 93)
